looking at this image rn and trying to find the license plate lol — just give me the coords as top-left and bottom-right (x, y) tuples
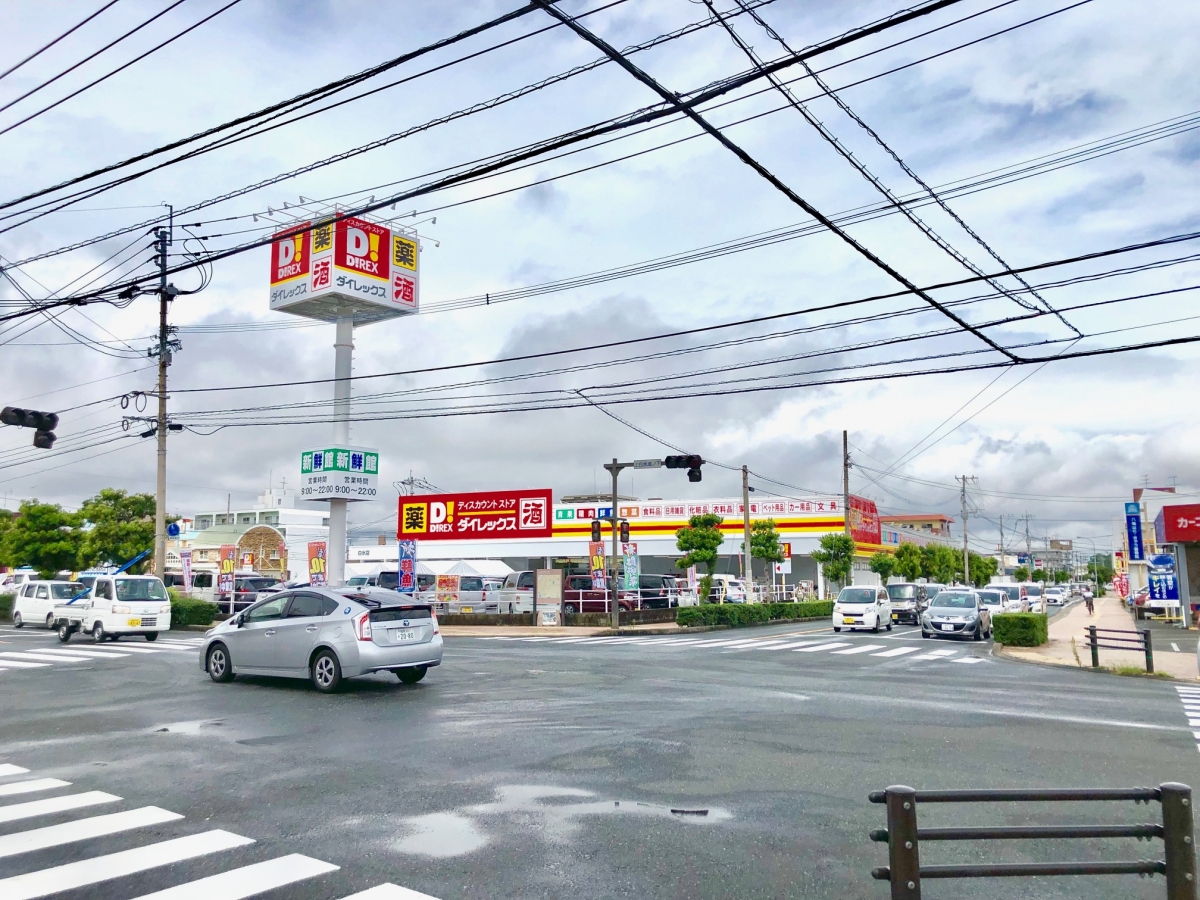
(940, 624), (955, 632)
(891, 614), (899, 620)
(843, 617), (855, 624)
(461, 607), (473, 614)
(127, 618), (141, 627)
(392, 629), (417, 643)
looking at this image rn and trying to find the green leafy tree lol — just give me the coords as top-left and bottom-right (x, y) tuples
(1053, 569), (1070, 584)
(79, 488), (161, 573)
(1031, 569), (1048, 582)
(677, 513), (725, 603)
(1013, 566), (1030, 582)
(0, 500), (81, 578)
(967, 552), (998, 587)
(893, 542), (923, 581)
(869, 551), (895, 584)
(920, 544), (962, 584)
(743, 519), (785, 568)
(1087, 554), (1113, 585)
(812, 533), (855, 596)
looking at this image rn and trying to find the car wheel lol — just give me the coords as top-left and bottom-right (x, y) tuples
(872, 620), (880, 633)
(45, 613), (54, 629)
(563, 603), (577, 614)
(57, 623), (72, 643)
(833, 626), (841, 633)
(145, 632), (158, 642)
(92, 621), (106, 644)
(311, 649), (342, 693)
(921, 629), (930, 639)
(395, 666), (427, 685)
(207, 643), (234, 683)
(886, 620), (893, 632)
(11, 611), (22, 628)
(973, 623), (983, 642)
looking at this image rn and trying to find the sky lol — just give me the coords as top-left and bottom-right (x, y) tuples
(0, 0), (1197, 559)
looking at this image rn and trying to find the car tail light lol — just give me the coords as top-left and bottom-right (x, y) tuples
(432, 608), (439, 635)
(355, 612), (372, 641)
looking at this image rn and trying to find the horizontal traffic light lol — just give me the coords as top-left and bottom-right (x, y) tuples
(2, 406), (57, 449)
(665, 453), (704, 482)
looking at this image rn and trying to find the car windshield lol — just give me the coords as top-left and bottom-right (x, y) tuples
(932, 593), (976, 609)
(925, 586), (943, 599)
(1025, 584), (1043, 596)
(997, 585), (1019, 599)
(838, 588), (877, 604)
(348, 576), (370, 586)
(50, 583), (85, 599)
(887, 585), (916, 600)
(115, 578), (168, 601)
(977, 591), (1004, 605)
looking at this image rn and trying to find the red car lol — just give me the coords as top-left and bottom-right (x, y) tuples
(563, 574), (634, 614)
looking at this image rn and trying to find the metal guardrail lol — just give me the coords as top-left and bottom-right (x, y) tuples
(1086, 625), (1154, 672)
(869, 783), (1196, 899)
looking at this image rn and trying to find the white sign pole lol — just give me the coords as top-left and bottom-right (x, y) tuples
(327, 315), (353, 587)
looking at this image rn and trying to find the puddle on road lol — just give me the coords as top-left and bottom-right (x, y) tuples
(391, 784), (731, 858)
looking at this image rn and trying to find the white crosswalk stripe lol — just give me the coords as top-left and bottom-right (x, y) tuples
(1175, 686), (1200, 752)
(792, 642), (852, 653)
(0, 652), (83, 664)
(872, 647), (922, 658)
(0, 760), (443, 899)
(831, 644), (887, 655)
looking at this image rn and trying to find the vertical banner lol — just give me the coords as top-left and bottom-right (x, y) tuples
(1148, 554), (1181, 603)
(217, 545), (236, 594)
(589, 541), (606, 590)
(1125, 501), (1145, 562)
(687, 565), (698, 595)
(397, 539), (418, 593)
(621, 542), (640, 590)
(180, 550), (193, 593)
(277, 542), (288, 580)
(308, 541), (328, 586)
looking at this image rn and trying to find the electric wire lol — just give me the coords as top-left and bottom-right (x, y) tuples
(0, 0), (124, 83)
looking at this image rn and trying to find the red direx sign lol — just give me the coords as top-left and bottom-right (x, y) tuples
(848, 495), (882, 545)
(398, 490), (553, 541)
(335, 216), (389, 281)
(1161, 504), (1200, 543)
(270, 224), (310, 285)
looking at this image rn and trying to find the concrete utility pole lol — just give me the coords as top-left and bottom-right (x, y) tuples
(607, 458), (622, 630)
(957, 475), (978, 584)
(742, 465), (752, 582)
(1021, 513), (1034, 577)
(842, 430), (851, 538)
(152, 222), (178, 580)
(327, 314), (354, 587)
(997, 514), (1005, 573)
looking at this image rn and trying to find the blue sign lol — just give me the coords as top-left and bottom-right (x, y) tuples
(1126, 513), (1144, 562)
(1125, 502), (1141, 516)
(396, 540), (418, 594)
(1148, 554), (1180, 601)
(166, 521), (180, 538)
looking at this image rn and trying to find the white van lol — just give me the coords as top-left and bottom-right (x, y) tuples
(52, 574), (172, 643)
(833, 585), (893, 633)
(12, 580), (86, 629)
(1, 569), (38, 597)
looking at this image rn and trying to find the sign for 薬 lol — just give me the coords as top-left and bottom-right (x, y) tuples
(398, 489), (553, 541)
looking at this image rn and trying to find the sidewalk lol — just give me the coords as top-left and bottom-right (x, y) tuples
(999, 597), (1198, 680)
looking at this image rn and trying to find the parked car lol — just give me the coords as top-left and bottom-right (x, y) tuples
(919, 584), (946, 611)
(1022, 582), (1045, 613)
(975, 588), (1007, 620)
(200, 586), (442, 692)
(446, 576), (499, 614)
(707, 574), (748, 603)
(635, 574), (679, 609)
(1044, 587), (1066, 607)
(921, 589), (991, 641)
(12, 580), (86, 629)
(833, 586), (892, 633)
(0, 569), (38, 597)
(53, 574), (172, 643)
(886, 583), (926, 624)
(990, 582), (1028, 612)
(377, 570), (436, 593)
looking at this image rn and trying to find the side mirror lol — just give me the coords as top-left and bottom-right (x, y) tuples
(235, 613), (246, 627)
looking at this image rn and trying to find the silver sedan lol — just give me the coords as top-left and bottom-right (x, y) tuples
(199, 586), (442, 692)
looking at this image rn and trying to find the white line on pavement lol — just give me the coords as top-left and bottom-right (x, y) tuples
(0, 779), (70, 798)
(127, 852), (339, 899)
(792, 642), (852, 653)
(763, 641), (828, 650)
(952, 658), (986, 664)
(0, 660), (51, 669)
(0, 765), (30, 777)
(0, 829), (255, 900)
(0, 652), (84, 664)
(339, 884), (443, 900)
(28, 649), (130, 659)
(0, 791), (120, 824)
(0, 807), (182, 860)
(872, 647), (922, 658)
(909, 650), (960, 661)
(1172, 643), (1181, 652)
(831, 645), (888, 655)
(728, 640), (792, 650)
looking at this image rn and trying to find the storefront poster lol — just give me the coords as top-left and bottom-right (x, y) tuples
(848, 495), (882, 545)
(1148, 553), (1181, 602)
(397, 540), (417, 593)
(589, 541), (606, 590)
(1160, 504), (1200, 543)
(308, 541), (328, 586)
(217, 545), (236, 594)
(436, 574), (460, 604)
(621, 542), (640, 590)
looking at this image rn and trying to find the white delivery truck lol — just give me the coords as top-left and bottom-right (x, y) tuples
(53, 573), (172, 643)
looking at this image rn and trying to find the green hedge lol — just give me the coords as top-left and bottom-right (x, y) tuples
(170, 596), (217, 628)
(993, 612), (1048, 647)
(677, 600), (834, 628)
(0, 596), (11, 620)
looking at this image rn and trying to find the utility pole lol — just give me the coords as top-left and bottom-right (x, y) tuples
(956, 475), (978, 584)
(842, 430), (851, 538)
(1021, 513), (1034, 578)
(997, 514), (1005, 574)
(742, 465), (752, 583)
(609, 458), (620, 630)
(152, 221), (179, 580)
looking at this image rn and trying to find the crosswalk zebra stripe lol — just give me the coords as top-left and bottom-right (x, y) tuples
(26, 648), (131, 659)
(872, 647), (922, 658)
(0, 765), (30, 777)
(339, 883), (443, 900)
(0, 652), (85, 664)
(0, 778), (70, 798)
(127, 853), (339, 899)
(831, 644), (888, 655)
(792, 642), (852, 653)
(0, 660), (57, 669)
(0, 791), (120, 824)
(0, 807), (182, 860)
(952, 657), (986, 664)
(0, 829), (255, 900)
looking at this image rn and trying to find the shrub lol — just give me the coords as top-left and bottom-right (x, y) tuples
(0, 595), (11, 620)
(992, 612), (1048, 647)
(677, 600), (833, 628)
(170, 594), (217, 628)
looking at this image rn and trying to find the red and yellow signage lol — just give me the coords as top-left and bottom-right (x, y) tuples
(308, 541), (328, 586)
(848, 495), (882, 546)
(269, 224), (310, 285)
(217, 544), (236, 594)
(399, 489), (553, 541)
(335, 216), (389, 281)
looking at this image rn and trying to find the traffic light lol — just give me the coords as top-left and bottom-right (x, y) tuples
(590, 519), (602, 542)
(619, 520), (630, 543)
(1, 407), (58, 449)
(664, 453), (704, 482)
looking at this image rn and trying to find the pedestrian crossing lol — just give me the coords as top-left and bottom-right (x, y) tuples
(0, 761), (440, 899)
(1174, 684), (1200, 753)
(0, 636), (204, 675)
(474, 633), (987, 665)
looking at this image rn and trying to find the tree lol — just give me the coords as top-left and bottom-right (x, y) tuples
(1087, 554), (1113, 585)
(920, 544), (961, 584)
(677, 513), (724, 603)
(79, 488), (159, 573)
(743, 519), (785, 574)
(1053, 569), (1070, 584)
(1031, 569), (1047, 582)
(893, 542), (923, 581)
(967, 552), (998, 587)
(811, 533), (855, 596)
(0, 501), (81, 578)
(1013, 566), (1030, 582)
(869, 551), (895, 584)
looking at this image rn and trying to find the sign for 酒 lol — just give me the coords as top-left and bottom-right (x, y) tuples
(398, 489), (553, 541)
(300, 447), (379, 502)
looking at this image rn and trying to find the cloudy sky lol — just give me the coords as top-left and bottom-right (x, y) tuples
(0, 0), (1197, 557)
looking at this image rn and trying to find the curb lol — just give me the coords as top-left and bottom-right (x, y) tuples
(992, 643), (1188, 681)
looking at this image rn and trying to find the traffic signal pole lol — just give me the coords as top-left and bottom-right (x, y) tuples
(609, 458), (620, 630)
(742, 465), (752, 583)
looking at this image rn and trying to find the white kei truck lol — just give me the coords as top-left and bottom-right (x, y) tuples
(52, 573), (172, 643)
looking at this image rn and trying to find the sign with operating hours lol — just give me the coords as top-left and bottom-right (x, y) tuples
(300, 446), (379, 502)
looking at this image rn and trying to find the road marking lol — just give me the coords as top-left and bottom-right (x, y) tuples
(909, 649), (960, 660)
(0, 779), (70, 798)
(1172, 643), (1181, 652)
(952, 657), (986, 664)
(0, 652), (84, 664)
(27, 648), (130, 659)
(127, 852), (338, 899)
(729, 640), (792, 650)
(872, 647), (922, 658)
(765, 641), (828, 650)
(0, 807), (182, 860)
(792, 642), (852, 653)
(0, 659), (51, 669)
(831, 644), (888, 655)
(100, 645), (169, 653)
(339, 884), (443, 900)
(0, 828), (255, 900)
(0, 791), (121, 824)
(0, 765), (30, 777)
(18, 650), (109, 662)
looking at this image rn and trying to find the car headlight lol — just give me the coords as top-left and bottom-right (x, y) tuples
(111, 604), (131, 614)
(160, 604), (171, 614)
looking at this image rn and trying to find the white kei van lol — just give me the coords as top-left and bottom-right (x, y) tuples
(53, 574), (172, 643)
(12, 580), (85, 629)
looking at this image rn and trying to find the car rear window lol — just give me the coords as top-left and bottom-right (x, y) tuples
(50, 583), (85, 599)
(372, 607), (432, 622)
(459, 577), (483, 591)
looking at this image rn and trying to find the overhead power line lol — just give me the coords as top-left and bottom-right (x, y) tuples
(0, 0), (123, 83)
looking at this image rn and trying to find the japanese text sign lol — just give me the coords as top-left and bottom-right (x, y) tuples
(589, 541), (606, 590)
(217, 545), (236, 594)
(1148, 553), (1180, 602)
(308, 541), (328, 586)
(848, 495), (882, 545)
(1161, 504), (1200, 544)
(300, 446), (379, 503)
(1125, 502), (1144, 562)
(398, 489), (553, 541)
(397, 540), (418, 593)
(435, 574), (459, 604)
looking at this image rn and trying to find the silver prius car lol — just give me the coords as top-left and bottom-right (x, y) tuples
(199, 587), (442, 692)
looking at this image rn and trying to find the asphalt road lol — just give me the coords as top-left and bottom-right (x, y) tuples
(0, 621), (1196, 900)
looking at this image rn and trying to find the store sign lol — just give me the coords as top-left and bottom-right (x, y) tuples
(308, 541), (328, 586)
(1160, 504), (1200, 543)
(1125, 502), (1145, 562)
(397, 540), (418, 593)
(217, 545), (236, 594)
(848, 495), (882, 545)
(300, 447), (379, 502)
(1148, 553), (1181, 602)
(398, 489), (553, 541)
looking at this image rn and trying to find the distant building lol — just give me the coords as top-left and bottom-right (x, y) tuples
(881, 514), (955, 538)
